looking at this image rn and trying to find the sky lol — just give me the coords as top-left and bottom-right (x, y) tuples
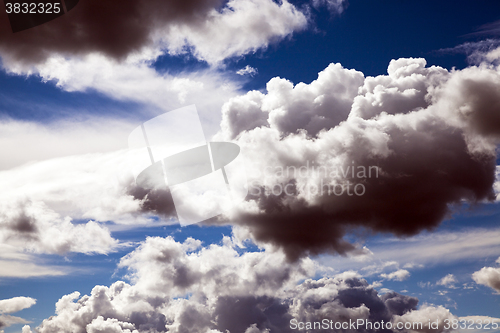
(1, 0), (500, 332)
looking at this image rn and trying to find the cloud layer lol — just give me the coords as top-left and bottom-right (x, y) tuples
(31, 236), (455, 333)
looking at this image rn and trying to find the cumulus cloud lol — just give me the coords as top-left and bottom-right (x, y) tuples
(200, 57), (500, 260)
(392, 305), (456, 333)
(381, 269), (410, 282)
(0, 0), (307, 68)
(33, 236), (446, 333)
(472, 259), (500, 293)
(0, 296), (36, 332)
(437, 274), (458, 289)
(0, 200), (119, 255)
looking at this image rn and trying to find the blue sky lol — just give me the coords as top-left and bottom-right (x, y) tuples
(1, 0), (500, 332)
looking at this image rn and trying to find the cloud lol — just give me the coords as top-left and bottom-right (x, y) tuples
(237, 65), (258, 76)
(0, 117), (136, 170)
(437, 274), (458, 288)
(439, 40), (500, 65)
(381, 269), (410, 282)
(4, 55), (500, 263)
(392, 305), (456, 333)
(0, 0), (307, 68)
(312, 0), (348, 15)
(206, 57), (500, 260)
(458, 316), (500, 333)
(467, 20), (500, 37)
(472, 259), (500, 293)
(33, 236), (447, 333)
(0, 296), (36, 332)
(0, 297), (36, 314)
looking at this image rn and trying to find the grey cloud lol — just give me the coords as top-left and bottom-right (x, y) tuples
(0, 200), (119, 255)
(36, 237), (449, 333)
(0, 0), (224, 64)
(0, 0), (307, 67)
(209, 57), (500, 261)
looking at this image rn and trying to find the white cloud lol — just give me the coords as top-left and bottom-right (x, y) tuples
(0, 297), (36, 314)
(392, 305), (456, 333)
(0, 117), (135, 170)
(380, 269), (410, 281)
(163, 0), (307, 64)
(437, 274), (458, 288)
(236, 65), (258, 76)
(472, 266), (500, 293)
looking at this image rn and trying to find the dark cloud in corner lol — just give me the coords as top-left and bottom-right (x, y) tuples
(0, 0), (224, 65)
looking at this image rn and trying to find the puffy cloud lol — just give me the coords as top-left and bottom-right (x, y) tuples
(220, 62), (365, 138)
(35, 236), (431, 333)
(381, 269), (410, 282)
(0, 0), (307, 68)
(205, 57), (500, 260)
(472, 260), (500, 293)
(0, 200), (119, 255)
(437, 274), (458, 288)
(0, 297), (36, 314)
(392, 305), (456, 333)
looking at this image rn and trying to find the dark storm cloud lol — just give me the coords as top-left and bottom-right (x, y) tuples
(0, 0), (224, 64)
(127, 185), (177, 219)
(208, 57), (500, 260)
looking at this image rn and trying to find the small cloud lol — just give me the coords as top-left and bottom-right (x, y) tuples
(379, 288), (393, 294)
(380, 269), (410, 281)
(418, 281), (432, 289)
(311, 0), (347, 15)
(437, 274), (458, 289)
(472, 266), (500, 293)
(236, 65), (258, 76)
